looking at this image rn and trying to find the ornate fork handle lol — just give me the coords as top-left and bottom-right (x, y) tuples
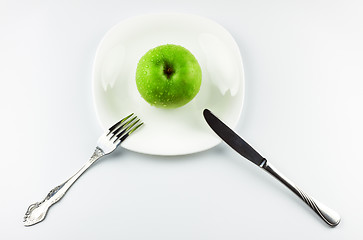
(261, 161), (341, 227)
(23, 148), (105, 226)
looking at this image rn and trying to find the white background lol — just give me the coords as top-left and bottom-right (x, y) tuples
(1, 0), (362, 239)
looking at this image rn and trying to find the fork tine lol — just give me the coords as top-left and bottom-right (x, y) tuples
(108, 113), (134, 135)
(126, 121), (143, 136)
(110, 115), (137, 138)
(115, 118), (139, 138)
(115, 120), (144, 143)
(112, 119), (137, 139)
(114, 116), (137, 135)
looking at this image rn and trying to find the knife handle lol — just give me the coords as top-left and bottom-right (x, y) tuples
(261, 161), (340, 227)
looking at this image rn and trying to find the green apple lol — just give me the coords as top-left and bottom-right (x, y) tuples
(135, 44), (202, 108)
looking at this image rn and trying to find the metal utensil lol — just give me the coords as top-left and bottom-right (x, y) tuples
(24, 113), (143, 226)
(203, 109), (340, 227)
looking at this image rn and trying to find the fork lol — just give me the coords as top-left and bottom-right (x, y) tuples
(23, 113), (143, 226)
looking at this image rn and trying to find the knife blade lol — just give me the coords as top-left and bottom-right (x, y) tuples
(203, 108), (340, 227)
(203, 109), (266, 167)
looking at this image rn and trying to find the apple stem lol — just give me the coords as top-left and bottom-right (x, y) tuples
(163, 63), (174, 79)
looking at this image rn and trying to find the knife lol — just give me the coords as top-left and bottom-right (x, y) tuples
(203, 109), (340, 227)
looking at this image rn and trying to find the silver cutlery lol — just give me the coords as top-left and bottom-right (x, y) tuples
(203, 109), (340, 227)
(24, 113), (143, 226)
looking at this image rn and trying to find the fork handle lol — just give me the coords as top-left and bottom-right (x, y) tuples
(23, 147), (105, 226)
(261, 161), (341, 227)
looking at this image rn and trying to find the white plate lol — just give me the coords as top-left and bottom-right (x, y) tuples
(92, 13), (244, 156)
